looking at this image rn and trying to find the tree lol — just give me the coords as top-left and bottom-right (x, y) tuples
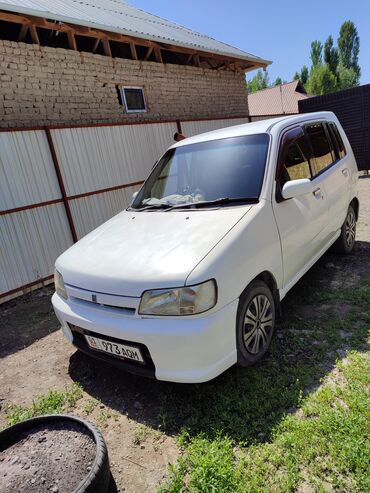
(337, 63), (358, 90)
(300, 65), (309, 85)
(338, 20), (360, 83)
(247, 70), (269, 93)
(290, 20), (361, 95)
(273, 77), (283, 86)
(324, 35), (339, 74)
(308, 64), (337, 95)
(310, 40), (323, 69)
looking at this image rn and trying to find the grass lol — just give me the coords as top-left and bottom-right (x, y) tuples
(4, 383), (82, 427)
(158, 262), (370, 492)
(133, 423), (152, 445)
(83, 397), (99, 415)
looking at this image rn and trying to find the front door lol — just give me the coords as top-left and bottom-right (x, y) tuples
(272, 126), (329, 289)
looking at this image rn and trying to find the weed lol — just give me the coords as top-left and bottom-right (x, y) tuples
(133, 424), (151, 445)
(5, 383), (82, 427)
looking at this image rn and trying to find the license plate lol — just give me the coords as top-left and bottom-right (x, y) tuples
(85, 335), (144, 363)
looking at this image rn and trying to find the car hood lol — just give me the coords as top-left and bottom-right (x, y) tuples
(56, 206), (252, 297)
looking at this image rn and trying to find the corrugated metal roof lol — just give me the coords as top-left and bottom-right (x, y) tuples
(248, 80), (311, 116)
(0, 0), (271, 65)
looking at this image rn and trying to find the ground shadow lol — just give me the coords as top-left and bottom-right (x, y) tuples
(69, 240), (369, 446)
(0, 286), (58, 359)
(108, 473), (119, 493)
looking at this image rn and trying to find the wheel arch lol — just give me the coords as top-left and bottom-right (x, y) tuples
(240, 271), (281, 313)
(350, 197), (359, 220)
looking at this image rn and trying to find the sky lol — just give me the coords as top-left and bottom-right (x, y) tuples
(132, 0), (370, 85)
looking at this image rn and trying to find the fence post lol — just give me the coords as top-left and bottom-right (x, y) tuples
(44, 127), (78, 243)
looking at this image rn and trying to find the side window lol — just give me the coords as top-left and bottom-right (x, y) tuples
(284, 141), (311, 181)
(305, 122), (334, 175)
(328, 122), (346, 159)
(276, 127), (312, 199)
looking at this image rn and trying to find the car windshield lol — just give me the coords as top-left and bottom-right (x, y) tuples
(131, 134), (270, 210)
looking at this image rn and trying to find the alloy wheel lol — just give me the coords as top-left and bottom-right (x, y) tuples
(243, 294), (273, 355)
(345, 209), (356, 248)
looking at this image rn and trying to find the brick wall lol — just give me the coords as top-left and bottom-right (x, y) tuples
(0, 40), (249, 128)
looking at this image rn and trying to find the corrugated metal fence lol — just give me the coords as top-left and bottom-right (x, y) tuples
(2, 114), (261, 303)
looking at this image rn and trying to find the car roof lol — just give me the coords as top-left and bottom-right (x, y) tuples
(173, 111), (336, 148)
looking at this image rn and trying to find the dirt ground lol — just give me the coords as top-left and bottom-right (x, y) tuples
(1, 177), (369, 493)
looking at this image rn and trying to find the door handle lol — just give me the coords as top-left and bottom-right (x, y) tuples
(342, 168), (349, 177)
(312, 187), (323, 199)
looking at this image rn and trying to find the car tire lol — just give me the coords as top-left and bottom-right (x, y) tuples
(333, 204), (356, 254)
(0, 414), (110, 493)
(236, 280), (276, 366)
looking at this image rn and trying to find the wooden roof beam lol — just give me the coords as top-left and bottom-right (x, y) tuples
(154, 47), (163, 63)
(144, 46), (153, 61)
(92, 38), (100, 54)
(0, 10), (268, 70)
(67, 31), (77, 51)
(193, 54), (201, 68)
(29, 24), (39, 45)
(18, 24), (29, 42)
(102, 37), (112, 57)
(185, 54), (193, 65)
(129, 41), (137, 60)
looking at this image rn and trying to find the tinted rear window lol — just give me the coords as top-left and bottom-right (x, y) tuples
(305, 123), (334, 175)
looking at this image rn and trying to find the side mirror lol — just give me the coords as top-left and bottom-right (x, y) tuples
(281, 179), (312, 200)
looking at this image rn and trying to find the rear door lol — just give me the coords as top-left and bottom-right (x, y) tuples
(307, 121), (350, 238)
(320, 121), (352, 234)
(272, 126), (329, 288)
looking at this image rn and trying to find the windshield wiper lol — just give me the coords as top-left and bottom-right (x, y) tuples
(128, 203), (173, 211)
(165, 197), (259, 210)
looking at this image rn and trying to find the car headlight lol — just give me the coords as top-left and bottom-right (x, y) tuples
(54, 269), (68, 300)
(139, 279), (217, 316)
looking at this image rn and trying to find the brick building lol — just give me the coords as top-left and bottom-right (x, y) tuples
(0, 0), (270, 128)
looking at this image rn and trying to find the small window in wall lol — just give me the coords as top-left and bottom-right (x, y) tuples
(120, 87), (147, 113)
(305, 122), (334, 175)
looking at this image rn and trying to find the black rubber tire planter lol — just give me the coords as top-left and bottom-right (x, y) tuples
(0, 414), (110, 493)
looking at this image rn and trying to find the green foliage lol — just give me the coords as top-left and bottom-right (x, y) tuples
(247, 71), (287, 93)
(5, 384), (82, 426)
(338, 20), (361, 82)
(337, 63), (359, 90)
(310, 40), (323, 68)
(324, 35), (339, 74)
(247, 69), (269, 93)
(248, 21), (361, 96)
(300, 65), (309, 85)
(160, 351), (370, 492)
(308, 64), (338, 95)
(159, 435), (245, 493)
(291, 21), (360, 95)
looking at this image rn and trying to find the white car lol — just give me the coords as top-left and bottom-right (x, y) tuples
(52, 112), (359, 383)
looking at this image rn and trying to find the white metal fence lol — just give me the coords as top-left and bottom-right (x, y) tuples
(0, 114), (273, 303)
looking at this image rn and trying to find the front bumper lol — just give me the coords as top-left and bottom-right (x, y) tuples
(52, 293), (238, 383)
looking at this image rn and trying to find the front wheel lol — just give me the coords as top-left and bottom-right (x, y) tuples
(236, 280), (276, 366)
(333, 204), (356, 254)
